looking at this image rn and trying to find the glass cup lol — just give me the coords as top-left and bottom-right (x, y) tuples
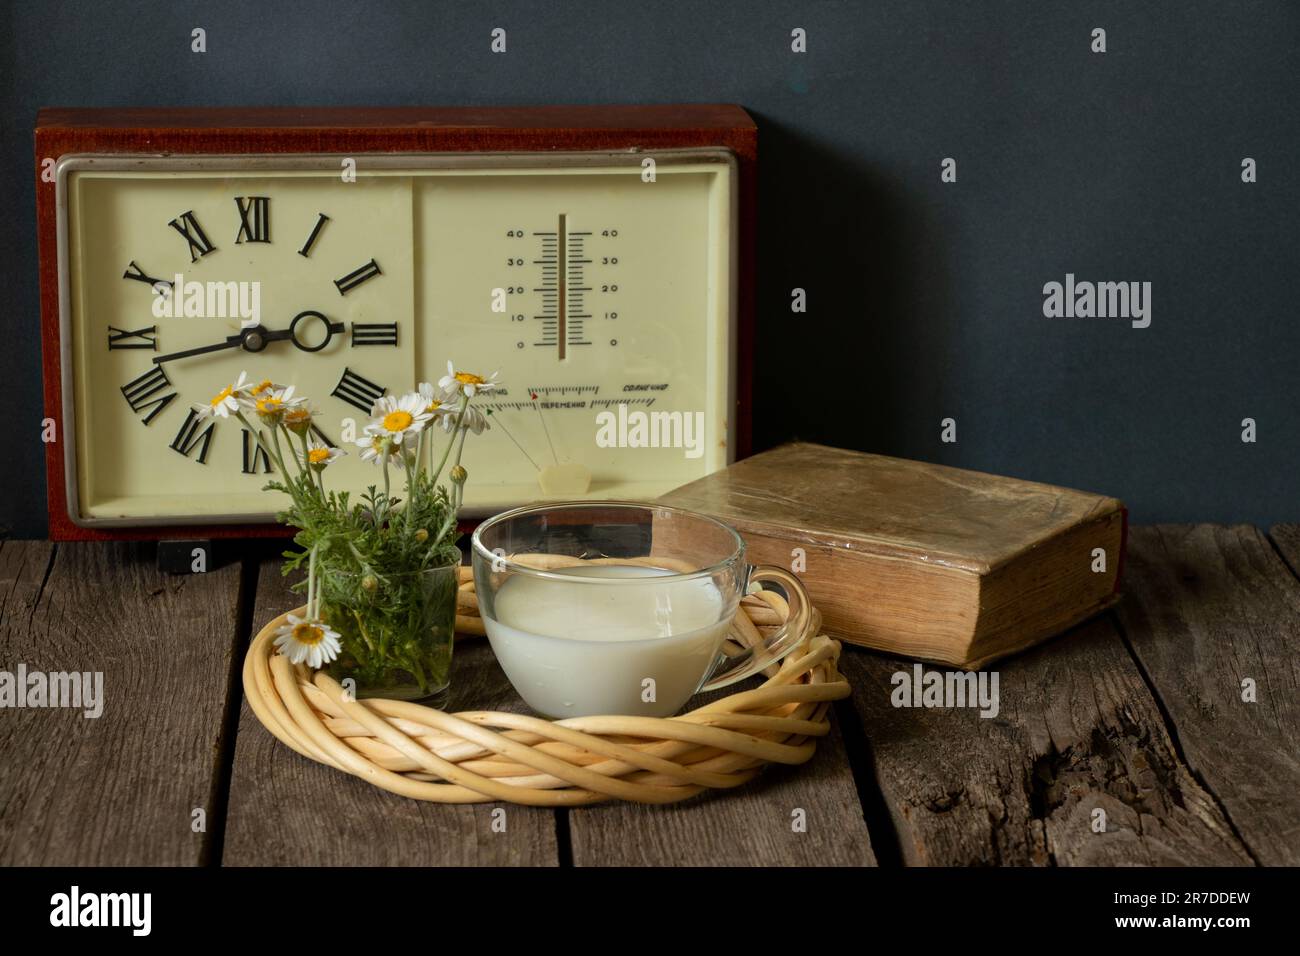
(471, 501), (810, 718)
(321, 563), (458, 706)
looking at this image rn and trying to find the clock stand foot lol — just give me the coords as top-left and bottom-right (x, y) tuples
(157, 539), (218, 575)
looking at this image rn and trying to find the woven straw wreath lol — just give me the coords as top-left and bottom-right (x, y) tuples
(243, 563), (851, 805)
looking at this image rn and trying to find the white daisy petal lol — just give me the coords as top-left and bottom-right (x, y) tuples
(305, 437), (344, 470)
(201, 377), (248, 419)
(272, 615), (342, 670)
(356, 433), (398, 465)
(444, 404), (490, 434)
(364, 393), (433, 445)
(254, 384), (299, 423)
(440, 362), (501, 399)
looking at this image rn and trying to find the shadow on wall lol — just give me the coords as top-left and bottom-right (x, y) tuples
(749, 112), (957, 464)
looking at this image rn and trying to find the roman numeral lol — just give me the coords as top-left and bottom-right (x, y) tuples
(351, 322), (398, 346)
(334, 259), (381, 295)
(298, 213), (329, 257)
(241, 429), (273, 474)
(120, 366), (176, 425)
(330, 367), (385, 413)
(167, 210), (216, 263)
(122, 260), (172, 291)
(170, 409), (215, 463)
(107, 325), (158, 351)
(234, 196), (270, 244)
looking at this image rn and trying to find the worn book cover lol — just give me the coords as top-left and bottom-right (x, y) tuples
(659, 442), (1126, 668)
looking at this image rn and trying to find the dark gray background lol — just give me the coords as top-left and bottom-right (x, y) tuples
(3, 0), (1297, 537)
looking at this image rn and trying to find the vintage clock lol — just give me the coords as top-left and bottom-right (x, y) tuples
(35, 107), (756, 540)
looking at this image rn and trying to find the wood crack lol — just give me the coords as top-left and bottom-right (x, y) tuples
(29, 544), (58, 627)
(1113, 525), (1300, 866)
(1112, 614), (1261, 864)
(840, 611), (1253, 866)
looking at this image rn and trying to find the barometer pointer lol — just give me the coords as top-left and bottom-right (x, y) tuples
(532, 391), (560, 465)
(485, 408), (541, 472)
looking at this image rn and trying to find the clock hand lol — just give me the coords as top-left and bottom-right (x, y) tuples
(245, 313), (345, 352)
(152, 313), (346, 364)
(152, 332), (245, 365)
(274, 311), (346, 353)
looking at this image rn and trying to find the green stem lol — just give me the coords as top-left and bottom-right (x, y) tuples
(430, 395), (469, 486)
(236, 411), (281, 479)
(452, 419), (470, 471)
(297, 430), (324, 496)
(345, 542), (381, 590)
(380, 439), (392, 522)
(350, 609), (377, 658)
(269, 425), (295, 483)
(236, 411), (303, 512)
(403, 446), (416, 534)
(307, 544), (318, 619)
(450, 417), (471, 515)
(435, 482), (459, 545)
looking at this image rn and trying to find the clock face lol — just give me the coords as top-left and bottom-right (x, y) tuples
(59, 153), (736, 526)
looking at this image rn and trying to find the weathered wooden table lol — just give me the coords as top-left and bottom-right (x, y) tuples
(2, 525), (1297, 867)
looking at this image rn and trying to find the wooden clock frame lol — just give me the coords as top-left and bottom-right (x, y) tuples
(34, 105), (758, 542)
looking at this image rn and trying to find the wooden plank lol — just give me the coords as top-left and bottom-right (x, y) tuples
(1115, 525), (1300, 866)
(839, 616), (1253, 866)
(1269, 524), (1300, 577)
(567, 691), (878, 867)
(0, 541), (244, 865)
(222, 559), (559, 866)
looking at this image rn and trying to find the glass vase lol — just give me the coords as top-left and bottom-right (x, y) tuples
(320, 562), (458, 705)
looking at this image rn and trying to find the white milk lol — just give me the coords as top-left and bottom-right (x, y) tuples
(483, 564), (734, 718)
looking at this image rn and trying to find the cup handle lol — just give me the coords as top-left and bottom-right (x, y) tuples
(699, 565), (812, 692)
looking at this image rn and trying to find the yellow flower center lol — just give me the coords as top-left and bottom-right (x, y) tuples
(425, 400), (443, 413)
(454, 371), (485, 386)
(210, 386), (233, 407)
(251, 380), (274, 396)
(257, 396), (283, 413)
(291, 622), (324, 646)
(382, 410), (413, 432)
(307, 447), (330, 465)
(284, 407), (310, 423)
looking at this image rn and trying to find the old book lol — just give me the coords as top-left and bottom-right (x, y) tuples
(658, 442), (1125, 669)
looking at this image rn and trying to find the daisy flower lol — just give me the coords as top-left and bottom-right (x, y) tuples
(356, 433), (399, 465)
(364, 392), (432, 445)
(441, 403), (490, 435)
(438, 361), (500, 398)
(246, 378), (285, 400)
(305, 437), (344, 471)
(282, 402), (316, 437)
(255, 385), (299, 425)
(272, 613), (342, 669)
(417, 381), (459, 422)
(196, 371), (251, 419)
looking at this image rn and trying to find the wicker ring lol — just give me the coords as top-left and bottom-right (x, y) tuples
(243, 567), (851, 805)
